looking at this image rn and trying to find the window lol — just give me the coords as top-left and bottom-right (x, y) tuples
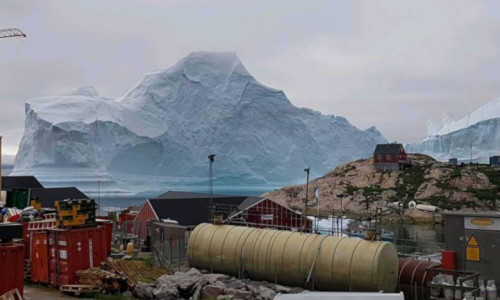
(386, 155), (391, 159)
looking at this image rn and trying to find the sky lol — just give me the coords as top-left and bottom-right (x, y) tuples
(2, 0), (500, 159)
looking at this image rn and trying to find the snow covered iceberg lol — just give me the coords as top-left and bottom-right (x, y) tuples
(407, 98), (500, 163)
(12, 52), (386, 195)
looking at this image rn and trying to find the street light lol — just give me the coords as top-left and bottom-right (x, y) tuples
(336, 193), (346, 235)
(304, 167), (310, 232)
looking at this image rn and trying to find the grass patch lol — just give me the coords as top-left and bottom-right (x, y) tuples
(394, 166), (427, 201)
(478, 167), (500, 186)
(468, 188), (500, 201)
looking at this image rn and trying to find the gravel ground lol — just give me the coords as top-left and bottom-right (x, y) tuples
(24, 285), (78, 300)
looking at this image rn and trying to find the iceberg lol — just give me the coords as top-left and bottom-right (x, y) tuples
(408, 97), (500, 163)
(12, 52), (387, 195)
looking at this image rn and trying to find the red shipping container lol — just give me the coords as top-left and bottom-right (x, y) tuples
(22, 222), (31, 259)
(49, 226), (107, 286)
(31, 231), (50, 283)
(0, 243), (25, 297)
(97, 219), (113, 255)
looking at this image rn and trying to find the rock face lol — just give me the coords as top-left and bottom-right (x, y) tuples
(133, 267), (300, 300)
(12, 52), (386, 195)
(263, 153), (500, 222)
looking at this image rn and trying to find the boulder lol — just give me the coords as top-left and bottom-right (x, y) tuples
(273, 284), (292, 294)
(152, 282), (180, 300)
(134, 283), (154, 299)
(220, 278), (246, 290)
(224, 288), (253, 300)
(257, 285), (277, 300)
(202, 285), (225, 299)
(177, 274), (203, 294)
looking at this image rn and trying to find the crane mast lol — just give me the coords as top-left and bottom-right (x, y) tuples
(0, 28), (26, 39)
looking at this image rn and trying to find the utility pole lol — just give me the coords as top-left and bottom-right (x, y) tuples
(304, 167), (310, 231)
(208, 154), (216, 218)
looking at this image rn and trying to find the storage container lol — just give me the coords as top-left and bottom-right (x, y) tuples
(97, 219), (113, 255)
(0, 243), (25, 297)
(31, 231), (50, 283)
(0, 223), (23, 242)
(48, 226), (107, 286)
(5, 189), (29, 209)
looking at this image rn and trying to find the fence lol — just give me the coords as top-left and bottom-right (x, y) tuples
(149, 222), (191, 269)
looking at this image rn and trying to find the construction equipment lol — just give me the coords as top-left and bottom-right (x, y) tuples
(0, 28), (26, 39)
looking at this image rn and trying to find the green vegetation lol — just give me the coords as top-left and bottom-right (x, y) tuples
(394, 166), (426, 203)
(468, 188), (499, 201)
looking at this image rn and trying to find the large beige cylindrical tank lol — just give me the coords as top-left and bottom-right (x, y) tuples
(187, 223), (398, 292)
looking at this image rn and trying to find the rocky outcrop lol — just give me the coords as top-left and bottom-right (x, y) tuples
(133, 268), (299, 300)
(263, 154), (500, 223)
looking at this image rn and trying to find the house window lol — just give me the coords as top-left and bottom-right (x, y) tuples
(386, 155), (391, 159)
(377, 155), (382, 159)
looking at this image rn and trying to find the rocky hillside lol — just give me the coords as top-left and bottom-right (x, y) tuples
(263, 154), (500, 222)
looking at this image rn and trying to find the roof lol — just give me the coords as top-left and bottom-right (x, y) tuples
(148, 191), (262, 226)
(373, 143), (404, 156)
(154, 190), (244, 200)
(2, 176), (43, 190)
(30, 187), (89, 208)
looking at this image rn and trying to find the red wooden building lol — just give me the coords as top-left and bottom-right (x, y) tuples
(225, 197), (311, 231)
(373, 143), (408, 171)
(133, 191), (311, 240)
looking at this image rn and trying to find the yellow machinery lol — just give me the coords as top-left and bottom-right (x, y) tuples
(187, 223), (398, 292)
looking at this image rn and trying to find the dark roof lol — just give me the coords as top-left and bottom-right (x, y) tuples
(149, 191), (261, 226)
(236, 197), (262, 211)
(30, 187), (89, 208)
(373, 143), (404, 156)
(2, 176), (43, 190)
(154, 190), (244, 200)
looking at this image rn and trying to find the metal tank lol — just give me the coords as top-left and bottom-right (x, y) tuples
(187, 223), (398, 292)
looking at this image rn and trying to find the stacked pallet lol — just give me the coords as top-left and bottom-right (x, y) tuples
(55, 199), (96, 228)
(74, 258), (138, 294)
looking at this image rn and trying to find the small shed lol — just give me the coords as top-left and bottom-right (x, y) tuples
(490, 156), (500, 166)
(448, 158), (458, 166)
(373, 143), (408, 171)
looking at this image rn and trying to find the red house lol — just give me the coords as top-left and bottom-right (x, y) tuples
(373, 143), (408, 171)
(134, 191), (311, 240)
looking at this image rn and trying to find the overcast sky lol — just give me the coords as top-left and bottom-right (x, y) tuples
(2, 0), (500, 157)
